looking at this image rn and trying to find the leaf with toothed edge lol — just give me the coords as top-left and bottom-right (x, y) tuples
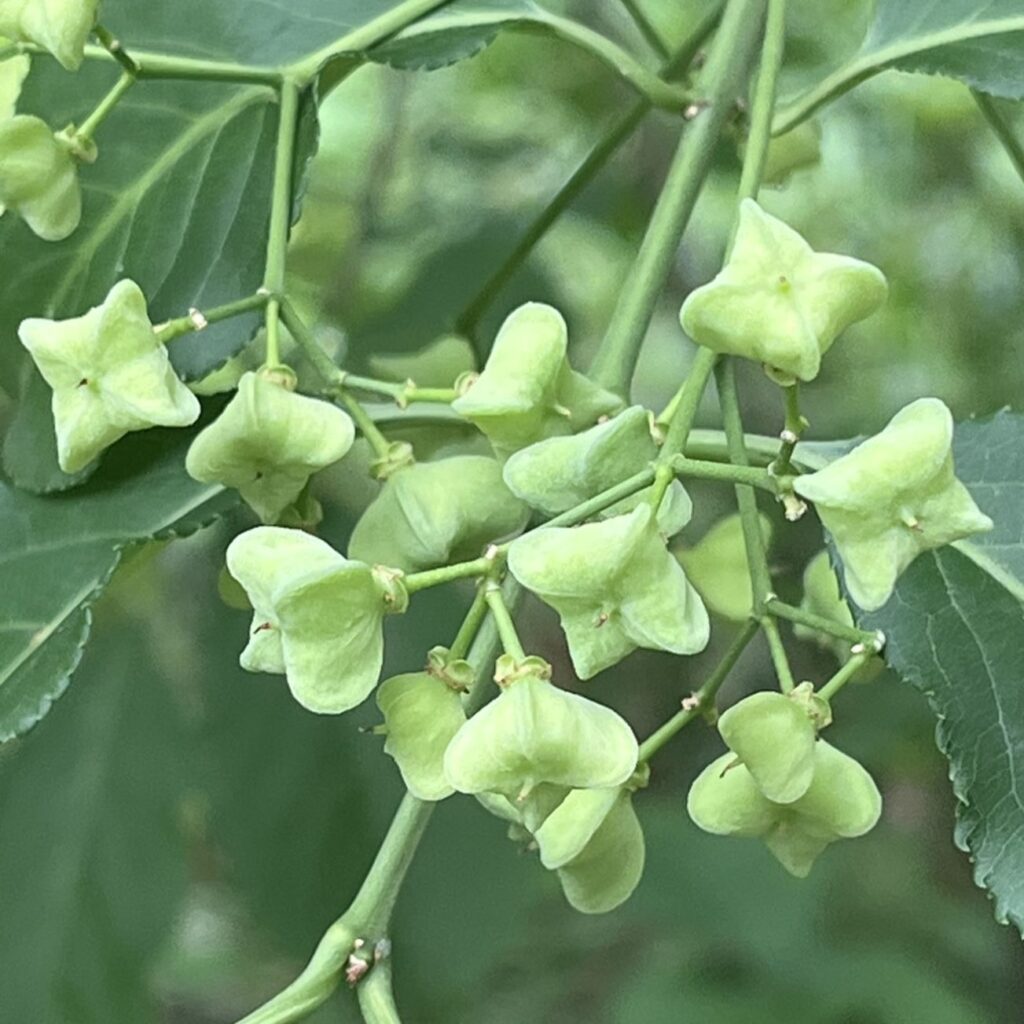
(809, 410), (1024, 932)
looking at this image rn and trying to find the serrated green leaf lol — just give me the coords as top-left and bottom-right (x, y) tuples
(776, 0), (1024, 133)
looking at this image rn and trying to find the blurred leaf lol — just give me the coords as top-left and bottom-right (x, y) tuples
(0, 605), (189, 1024)
(777, 1), (1024, 132)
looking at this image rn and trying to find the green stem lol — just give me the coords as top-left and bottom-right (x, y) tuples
(340, 374), (457, 407)
(760, 615), (795, 693)
(770, 383), (806, 477)
(818, 650), (873, 703)
(716, 359), (773, 611)
(92, 23), (140, 75)
(973, 90), (1024, 186)
(404, 556), (495, 595)
(670, 454), (780, 492)
(766, 597), (884, 649)
(448, 584), (490, 660)
(546, 467), (656, 528)
(638, 618), (759, 762)
(341, 392), (393, 459)
(75, 69), (136, 144)
(464, 579), (521, 716)
(453, 6), (722, 338)
(485, 582), (526, 660)
(293, 0), (457, 80)
(156, 292), (270, 343)
(357, 958), (401, 1024)
(736, 0), (787, 203)
(589, 0), (766, 397)
(617, 0), (671, 58)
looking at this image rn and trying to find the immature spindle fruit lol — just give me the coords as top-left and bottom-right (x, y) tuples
(507, 504), (709, 679)
(451, 302), (620, 458)
(503, 405), (691, 534)
(367, 333), (475, 388)
(348, 455), (529, 573)
(793, 398), (992, 610)
(443, 655), (638, 800)
(18, 279), (200, 471)
(185, 370), (356, 524)
(0, 51), (29, 122)
(226, 526), (407, 714)
(747, 121), (822, 186)
(687, 741), (882, 877)
(679, 199), (888, 384)
(0, 0), (100, 70)
(376, 648), (471, 801)
(0, 115), (85, 240)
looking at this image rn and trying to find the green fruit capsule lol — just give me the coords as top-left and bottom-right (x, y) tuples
(376, 667), (467, 801)
(717, 691), (818, 804)
(508, 504), (709, 679)
(0, 114), (82, 240)
(679, 199), (888, 384)
(348, 455), (529, 572)
(443, 661), (638, 800)
(226, 526), (405, 714)
(18, 279), (200, 471)
(793, 398), (993, 610)
(367, 333), (475, 387)
(676, 511), (773, 622)
(754, 121), (822, 186)
(451, 302), (620, 458)
(502, 405), (692, 535)
(0, 0), (99, 70)
(0, 52), (29, 123)
(533, 785), (621, 870)
(185, 370), (355, 524)
(687, 741), (882, 877)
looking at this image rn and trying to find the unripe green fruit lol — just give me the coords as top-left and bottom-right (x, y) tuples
(451, 302), (620, 458)
(226, 526), (404, 714)
(0, 52), (29, 123)
(508, 503), (709, 679)
(794, 398), (993, 610)
(750, 121), (822, 186)
(443, 660), (638, 800)
(679, 199), (888, 384)
(0, 0), (100, 70)
(687, 741), (882, 877)
(18, 279), (200, 471)
(377, 668), (467, 801)
(717, 691), (817, 804)
(502, 405), (692, 535)
(186, 370), (356, 524)
(367, 333), (475, 387)
(0, 114), (81, 240)
(348, 455), (529, 572)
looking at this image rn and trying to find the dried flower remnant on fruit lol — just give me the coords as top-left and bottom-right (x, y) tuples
(18, 279), (199, 471)
(679, 199), (888, 383)
(793, 398), (993, 610)
(0, 0), (100, 70)
(186, 370), (356, 523)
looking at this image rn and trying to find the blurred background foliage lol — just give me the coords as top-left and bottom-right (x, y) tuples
(3, 0), (1024, 1021)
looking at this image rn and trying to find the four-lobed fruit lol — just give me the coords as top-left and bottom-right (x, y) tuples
(18, 278), (200, 471)
(0, 0), (100, 71)
(185, 369), (356, 524)
(502, 404), (692, 535)
(443, 655), (638, 801)
(226, 526), (406, 714)
(687, 740), (881, 877)
(508, 503), (709, 679)
(679, 198), (888, 384)
(349, 454), (529, 572)
(794, 397), (992, 610)
(451, 302), (620, 458)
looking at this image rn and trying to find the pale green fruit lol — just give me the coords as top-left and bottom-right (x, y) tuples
(348, 455), (529, 572)
(0, 114), (81, 240)
(533, 785), (620, 870)
(757, 121), (822, 186)
(508, 503), (709, 679)
(793, 398), (993, 610)
(451, 302), (620, 458)
(717, 691), (817, 804)
(226, 526), (401, 714)
(687, 741), (882, 877)
(377, 670), (467, 801)
(0, 0), (99, 70)
(679, 199), (888, 383)
(185, 371), (355, 524)
(676, 511), (773, 622)
(18, 278), (200, 471)
(443, 670), (638, 799)
(0, 52), (29, 123)
(368, 333), (475, 387)
(502, 405), (692, 535)
(555, 791), (645, 914)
